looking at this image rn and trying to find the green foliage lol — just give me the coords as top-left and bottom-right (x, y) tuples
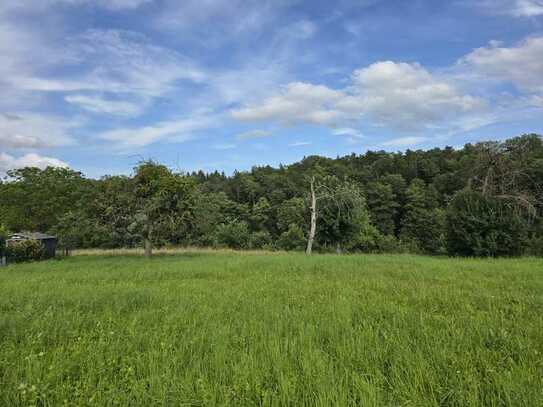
(400, 179), (446, 254)
(276, 197), (307, 233)
(0, 167), (90, 232)
(315, 179), (372, 250)
(213, 220), (250, 249)
(248, 230), (273, 249)
(446, 189), (529, 257)
(5, 239), (46, 263)
(276, 223), (306, 251)
(190, 191), (238, 246)
(0, 253), (542, 405)
(0, 134), (541, 256)
(131, 161), (196, 253)
(0, 224), (7, 257)
(366, 181), (398, 236)
(249, 197), (272, 231)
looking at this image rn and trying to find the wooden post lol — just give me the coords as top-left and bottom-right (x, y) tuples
(306, 177), (317, 255)
(0, 256), (6, 267)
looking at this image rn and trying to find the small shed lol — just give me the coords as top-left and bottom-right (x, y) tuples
(7, 232), (58, 259)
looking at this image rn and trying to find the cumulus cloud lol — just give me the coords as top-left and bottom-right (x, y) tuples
(232, 62), (485, 131)
(0, 113), (75, 150)
(0, 152), (68, 176)
(232, 82), (346, 125)
(459, 36), (543, 93)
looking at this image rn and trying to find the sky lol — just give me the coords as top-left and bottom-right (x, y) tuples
(0, 0), (542, 178)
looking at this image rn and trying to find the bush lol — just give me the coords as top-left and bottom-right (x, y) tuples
(213, 220), (250, 249)
(6, 239), (46, 263)
(276, 224), (306, 251)
(249, 231), (272, 249)
(446, 190), (529, 257)
(0, 225), (7, 258)
(526, 235), (543, 257)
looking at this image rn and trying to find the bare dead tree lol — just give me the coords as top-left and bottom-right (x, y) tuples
(305, 176), (364, 255)
(470, 140), (541, 220)
(306, 176), (317, 255)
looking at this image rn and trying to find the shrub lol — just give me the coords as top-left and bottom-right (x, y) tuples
(349, 223), (385, 253)
(446, 189), (528, 257)
(213, 220), (250, 249)
(249, 231), (272, 249)
(0, 225), (7, 258)
(276, 224), (306, 251)
(526, 235), (543, 257)
(6, 239), (46, 263)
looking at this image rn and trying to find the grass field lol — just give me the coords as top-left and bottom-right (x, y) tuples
(1, 253), (542, 406)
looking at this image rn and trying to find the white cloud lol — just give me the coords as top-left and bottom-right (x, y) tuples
(0, 152), (68, 176)
(289, 141), (311, 147)
(332, 128), (363, 138)
(530, 95), (543, 107)
(0, 0), (151, 13)
(65, 94), (142, 116)
(381, 136), (429, 147)
(155, 0), (287, 34)
(235, 130), (272, 140)
(475, 0), (543, 17)
(0, 113), (76, 150)
(232, 82), (345, 125)
(232, 62), (485, 131)
(350, 61), (486, 130)
(460, 36), (543, 93)
(99, 114), (218, 148)
(282, 20), (317, 40)
(213, 143), (237, 150)
(2, 28), (206, 113)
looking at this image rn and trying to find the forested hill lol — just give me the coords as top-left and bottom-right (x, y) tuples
(1, 134), (542, 257)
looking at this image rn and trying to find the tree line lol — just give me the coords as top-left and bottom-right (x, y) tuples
(1, 134), (542, 257)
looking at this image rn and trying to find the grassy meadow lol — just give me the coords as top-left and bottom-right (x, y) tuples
(0, 252), (542, 406)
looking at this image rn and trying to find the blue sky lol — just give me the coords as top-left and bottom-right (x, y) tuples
(0, 0), (542, 177)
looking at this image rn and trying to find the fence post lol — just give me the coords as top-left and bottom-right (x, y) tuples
(0, 256), (6, 267)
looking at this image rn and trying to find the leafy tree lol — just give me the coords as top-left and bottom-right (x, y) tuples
(400, 179), (445, 254)
(277, 224), (306, 251)
(309, 177), (373, 253)
(0, 224), (8, 259)
(250, 197), (272, 232)
(189, 191), (238, 246)
(131, 161), (195, 257)
(446, 189), (528, 257)
(366, 181), (398, 236)
(213, 220), (250, 249)
(249, 230), (272, 249)
(277, 197), (307, 233)
(0, 167), (90, 232)
(0, 134), (541, 257)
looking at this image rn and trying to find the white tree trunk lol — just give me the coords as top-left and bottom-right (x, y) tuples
(306, 177), (317, 255)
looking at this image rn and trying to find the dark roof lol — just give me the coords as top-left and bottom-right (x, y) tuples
(8, 232), (57, 240)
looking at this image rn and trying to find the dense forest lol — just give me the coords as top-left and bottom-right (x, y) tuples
(1, 134), (542, 257)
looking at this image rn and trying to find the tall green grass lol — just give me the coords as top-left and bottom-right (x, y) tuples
(1, 253), (542, 406)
